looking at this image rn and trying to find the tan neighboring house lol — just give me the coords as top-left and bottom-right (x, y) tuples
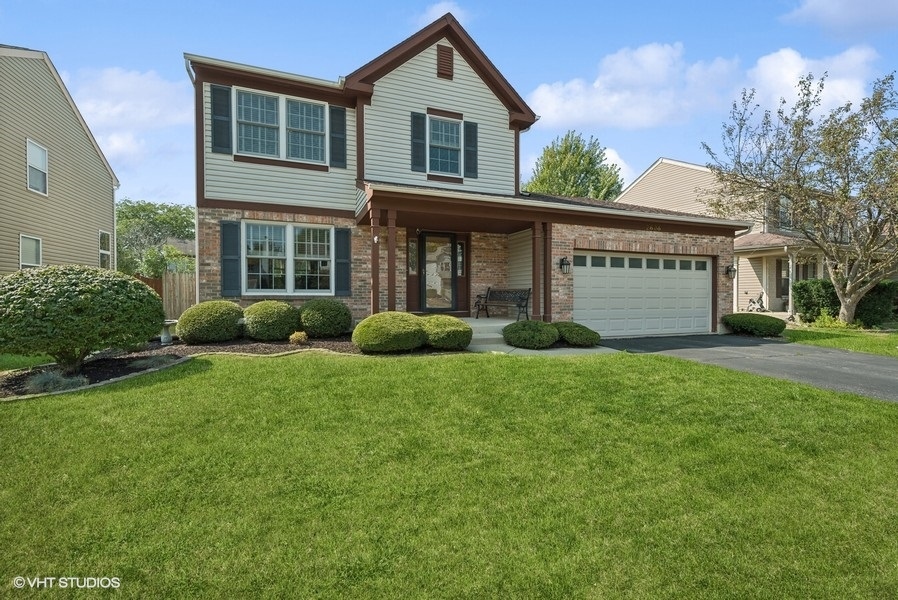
(185, 14), (748, 338)
(0, 44), (118, 275)
(617, 158), (824, 315)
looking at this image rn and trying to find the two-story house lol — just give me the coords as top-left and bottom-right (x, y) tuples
(0, 45), (118, 275)
(185, 14), (747, 338)
(616, 158), (824, 315)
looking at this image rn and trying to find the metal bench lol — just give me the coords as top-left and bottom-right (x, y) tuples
(474, 287), (531, 321)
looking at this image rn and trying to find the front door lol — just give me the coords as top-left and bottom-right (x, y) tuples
(421, 233), (457, 311)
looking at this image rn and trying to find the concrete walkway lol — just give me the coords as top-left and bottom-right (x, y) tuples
(464, 319), (897, 402)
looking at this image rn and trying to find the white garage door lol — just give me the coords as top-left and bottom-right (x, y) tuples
(573, 252), (711, 337)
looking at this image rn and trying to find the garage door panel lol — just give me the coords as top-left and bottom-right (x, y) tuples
(573, 251), (712, 337)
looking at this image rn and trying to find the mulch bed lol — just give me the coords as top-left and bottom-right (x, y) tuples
(0, 336), (361, 399)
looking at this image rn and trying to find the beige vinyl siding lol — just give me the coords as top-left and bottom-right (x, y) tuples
(737, 256), (763, 311)
(617, 160), (717, 214)
(364, 39), (516, 195)
(0, 52), (116, 275)
(202, 83), (358, 211)
(507, 230), (531, 288)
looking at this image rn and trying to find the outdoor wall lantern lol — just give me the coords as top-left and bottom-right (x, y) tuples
(725, 264), (738, 279)
(560, 256), (572, 274)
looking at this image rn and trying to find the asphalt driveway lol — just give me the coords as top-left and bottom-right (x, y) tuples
(600, 335), (898, 402)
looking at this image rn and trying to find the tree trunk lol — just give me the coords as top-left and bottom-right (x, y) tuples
(838, 297), (858, 324)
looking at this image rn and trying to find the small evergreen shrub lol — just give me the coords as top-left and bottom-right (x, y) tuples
(420, 315), (473, 350)
(0, 265), (165, 374)
(24, 370), (89, 395)
(352, 312), (427, 353)
(855, 280), (898, 327)
(502, 320), (560, 350)
(300, 298), (352, 338)
(289, 331), (309, 345)
(722, 313), (787, 337)
(244, 300), (300, 341)
(792, 279), (840, 323)
(176, 300), (243, 344)
(553, 321), (601, 347)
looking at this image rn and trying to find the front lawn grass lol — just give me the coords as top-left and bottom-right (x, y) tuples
(785, 326), (898, 358)
(0, 353), (52, 372)
(2, 352), (898, 598)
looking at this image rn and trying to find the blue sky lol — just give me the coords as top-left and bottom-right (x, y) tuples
(2, 0), (897, 205)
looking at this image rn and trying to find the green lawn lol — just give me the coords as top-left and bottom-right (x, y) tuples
(2, 352), (898, 598)
(785, 327), (898, 358)
(0, 353), (52, 372)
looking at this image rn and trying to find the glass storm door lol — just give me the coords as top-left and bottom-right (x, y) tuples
(421, 233), (456, 311)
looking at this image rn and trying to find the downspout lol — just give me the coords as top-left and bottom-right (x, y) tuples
(786, 246), (796, 320)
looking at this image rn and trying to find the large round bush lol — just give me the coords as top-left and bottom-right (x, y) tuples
(0, 265), (164, 374)
(300, 298), (352, 338)
(352, 312), (427, 353)
(553, 321), (601, 347)
(176, 300), (243, 344)
(722, 313), (786, 337)
(502, 320), (560, 350)
(244, 300), (299, 341)
(420, 314), (473, 350)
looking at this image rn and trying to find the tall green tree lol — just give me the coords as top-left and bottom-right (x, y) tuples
(116, 199), (195, 278)
(702, 73), (898, 323)
(524, 130), (623, 200)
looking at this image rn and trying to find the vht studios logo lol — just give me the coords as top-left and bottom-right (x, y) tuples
(13, 576), (121, 589)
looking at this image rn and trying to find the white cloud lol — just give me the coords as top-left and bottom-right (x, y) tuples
(746, 45), (878, 110)
(603, 147), (635, 189)
(528, 42), (739, 129)
(95, 132), (147, 166)
(416, 2), (470, 27)
(782, 0), (898, 34)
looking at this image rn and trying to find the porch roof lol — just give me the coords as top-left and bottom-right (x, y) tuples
(735, 232), (814, 253)
(358, 181), (751, 235)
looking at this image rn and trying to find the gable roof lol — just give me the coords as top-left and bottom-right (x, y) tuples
(344, 13), (537, 129)
(0, 45), (119, 187)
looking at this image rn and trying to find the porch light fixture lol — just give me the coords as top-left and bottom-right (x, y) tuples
(559, 256), (572, 274)
(725, 264), (737, 279)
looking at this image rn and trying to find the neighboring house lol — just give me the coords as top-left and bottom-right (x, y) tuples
(0, 45), (118, 275)
(185, 14), (747, 338)
(617, 157), (823, 314)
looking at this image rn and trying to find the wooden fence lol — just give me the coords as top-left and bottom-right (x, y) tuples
(136, 273), (196, 318)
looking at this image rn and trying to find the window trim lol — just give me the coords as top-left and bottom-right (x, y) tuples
(26, 139), (48, 195)
(20, 234), (42, 269)
(99, 230), (112, 269)
(233, 87), (329, 167)
(240, 221), (336, 296)
(426, 114), (463, 177)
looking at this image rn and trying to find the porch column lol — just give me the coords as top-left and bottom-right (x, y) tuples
(543, 223), (553, 321)
(371, 210), (381, 315)
(531, 221), (543, 321)
(787, 249), (796, 318)
(387, 209), (397, 311)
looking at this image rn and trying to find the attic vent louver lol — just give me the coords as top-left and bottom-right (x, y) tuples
(437, 44), (453, 80)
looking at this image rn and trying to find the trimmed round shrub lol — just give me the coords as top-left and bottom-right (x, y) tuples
(352, 312), (427, 353)
(300, 298), (352, 338)
(420, 314), (473, 350)
(722, 313), (787, 337)
(502, 320), (560, 350)
(289, 331), (309, 345)
(0, 265), (165, 374)
(243, 300), (300, 341)
(553, 321), (601, 347)
(176, 300), (243, 344)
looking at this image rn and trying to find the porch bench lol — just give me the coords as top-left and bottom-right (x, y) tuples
(474, 287), (531, 321)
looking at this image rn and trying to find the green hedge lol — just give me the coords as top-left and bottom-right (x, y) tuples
(300, 298), (352, 338)
(722, 313), (787, 337)
(502, 320), (560, 350)
(793, 278), (898, 326)
(420, 315), (473, 350)
(244, 300), (300, 341)
(352, 312), (427, 353)
(553, 322), (601, 347)
(176, 301), (244, 344)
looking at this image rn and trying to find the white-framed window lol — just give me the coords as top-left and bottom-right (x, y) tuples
(99, 231), (112, 269)
(20, 235), (41, 269)
(235, 89), (328, 164)
(27, 139), (48, 195)
(243, 222), (334, 295)
(428, 116), (461, 175)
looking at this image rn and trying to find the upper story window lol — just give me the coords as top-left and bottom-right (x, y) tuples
(20, 235), (41, 269)
(429, 117), (461, 175)
(27, 139), (48, 195)
(237, 91), (279, 157)
(287, 100), (325, 162)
